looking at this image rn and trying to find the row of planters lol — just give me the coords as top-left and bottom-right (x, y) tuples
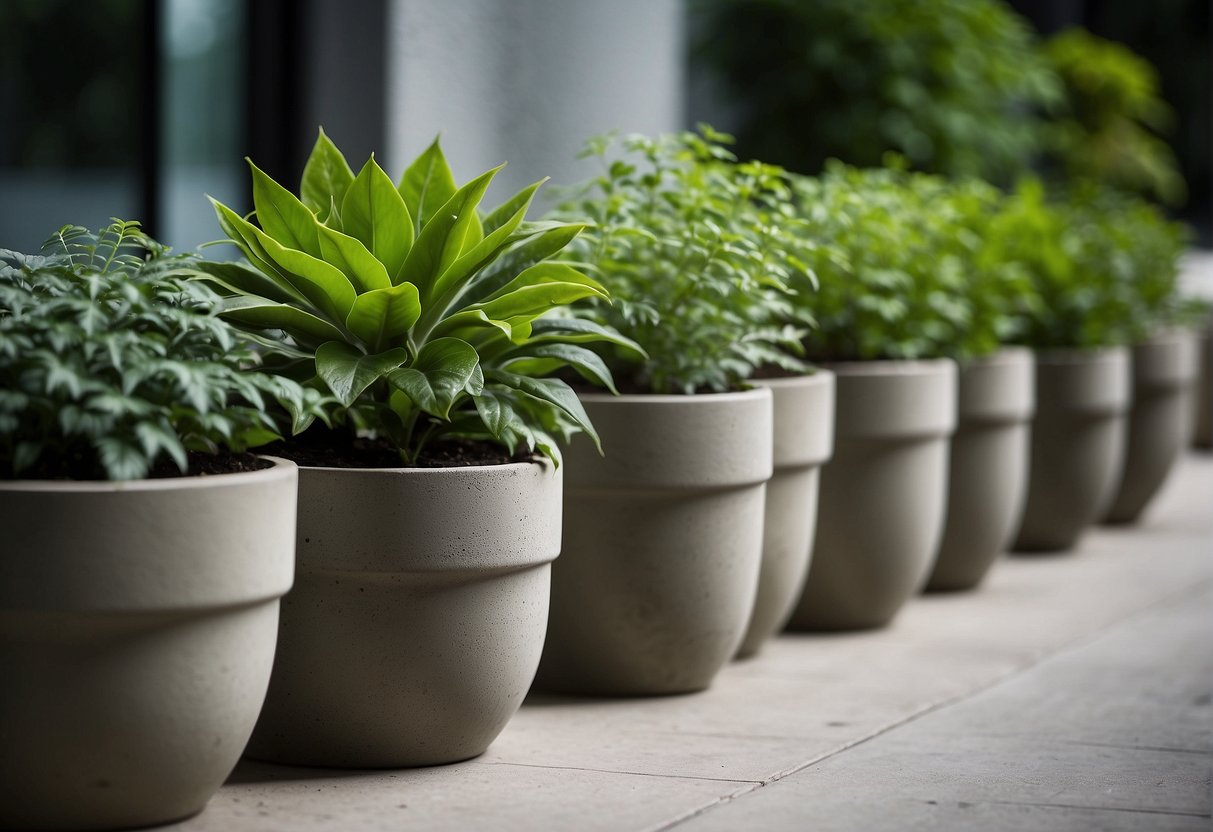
(2, 128), (1207, 830)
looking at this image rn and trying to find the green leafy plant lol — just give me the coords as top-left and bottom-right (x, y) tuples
(692, 0), (1060, 184)
(0, 220), (319, 481)
(203, 130), (633, 466)
(1044, 28), (1185, 205)
(793, 162), (1032, 362)
(550, 128), (810, 395)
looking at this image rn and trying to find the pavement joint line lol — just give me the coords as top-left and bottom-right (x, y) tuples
(974, 799), (1212, 819)
(1057, 740), (1212, 756)
(653, 577), (1213, 831)
(477, 759), (763, 786)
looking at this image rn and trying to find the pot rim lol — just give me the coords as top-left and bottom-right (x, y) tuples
(575, 386), (772, 405)
(0, 455), (297, 493)
(751, 369), (836, 390)
(292, 458), (552, 475)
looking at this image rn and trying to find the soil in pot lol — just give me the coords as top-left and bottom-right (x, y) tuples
(735, 371), (835, 658)
(1012, 347), (1130, 552)
(0, 459), (297, 831)
(927, 348), (1034, 592)
(534, 388), (773, 695)
(787, 359), (957, 631)
(243, 442), (561, 768)
(1104, 332), (1200, 524)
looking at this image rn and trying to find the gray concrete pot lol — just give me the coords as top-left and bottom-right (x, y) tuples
(1012, 347), (1130, 552)
(927, 348), (1035, 592)
(0, 459), (297, 831)
(1194, 322), (1213, 449)
(787, 359), (957, 631)
(1103, 332), (1200, 524)
(535, 388), (773, 695)
(245, 461), (560, 768)
(736, 371), (836, 658)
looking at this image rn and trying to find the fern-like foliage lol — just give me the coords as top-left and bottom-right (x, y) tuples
(0, 220), (324, 480)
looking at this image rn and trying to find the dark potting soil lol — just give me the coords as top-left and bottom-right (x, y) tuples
(258, 435), (526, 469)
(149, 451), (273, 478)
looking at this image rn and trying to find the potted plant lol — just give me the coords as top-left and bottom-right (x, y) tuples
(533, 127), (832, 690)
(992, 181), (1134, 552)
(0, 221), (314, 830)
(784, 163), (962, 630)
(920, 175), (1037, 592)
(202, 130), (627, 767)
(1096, 194), (1202, 524)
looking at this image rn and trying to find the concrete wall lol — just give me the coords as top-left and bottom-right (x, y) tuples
(384, 0), (685, 202)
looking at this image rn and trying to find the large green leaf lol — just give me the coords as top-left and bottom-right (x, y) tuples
(426, 179), (546, 310)
(210, 197), (295, 287)
(317, 224), (391, 293)
(479, 262), (607, 305)
(387, 337), (480, 420)
(459, 223), (585, 306)
(398, 165), (501, 299)
(249, 159), (321, 257)
(524, 317), (647, 357)
(398, 137), (457, 233)
(345, 282), (422, 352)
(315, 342), (408, 406)
(219, 296), (345, 344)
(501, 343), (618, 393)
(342, 156), (414, 280)
(211, 198), (356, 322)
(187, 261), (305, 306)
(301, 128), (355, 215)
(486, 370), (600, 452)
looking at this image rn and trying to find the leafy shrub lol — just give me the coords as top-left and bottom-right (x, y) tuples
(1044, 28), (1185, 205)
(693, 0), (1059, 184)
(0, 221), (318, 480)
(550, 128), (809, 394)
(204, 131), (634, 466)
(793, 162), (1032, 362)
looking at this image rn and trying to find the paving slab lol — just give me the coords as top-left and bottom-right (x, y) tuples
(163, 453), (1213, 831)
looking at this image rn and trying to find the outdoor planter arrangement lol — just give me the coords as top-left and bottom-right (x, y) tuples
(785, 165), (1026, 628)
(533, 128), (830, 691)
(0, 223), (315, 830)
(201, 132), (625, 767)
(997, 183), (1135, 552)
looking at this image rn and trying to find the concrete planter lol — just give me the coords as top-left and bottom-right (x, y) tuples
(787, 359), (957, 631)
(736, 372), (836, 658)
(535, 388), (773, 695)
(1012, 347), (1130, 552)
(0, 459), (297, 831)
(1103, 332), (1200, 524)
(245, 461), (561, 768)
(927, 348), (1035, 591)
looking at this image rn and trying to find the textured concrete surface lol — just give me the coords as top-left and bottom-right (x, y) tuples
(166, 453), (1213, 832)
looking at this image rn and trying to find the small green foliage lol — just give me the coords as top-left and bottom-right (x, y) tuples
(793, 163), (1032, 362)
(985, 180), (1193, 349)
(1044, 28), (1185, 205)
(552, 127), (810, 394)
(0, 221), (321, 481)
(693, 0), (1060, 184)
(206, 129), (631, 466)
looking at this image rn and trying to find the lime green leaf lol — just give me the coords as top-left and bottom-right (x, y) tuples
(502, 343), (618, 393)
(342, 156), (414, 280)
(461, 222), (584, 306)
(345, 282), (422, 352)
(480, 262), (607, 305)
(315, 341), (408, 407)
(301, 128), (356, 214)
(249, 158), (321, 256)
(317, 224), (392, 293)
(187, 261), (305, 306)
(526, 317), (647, 358)
(486, 370), (600, 452)
(219, 296), (346, 344)
(398, 164), (501, 297)
(398, 137), (457, 233)
(386, 337), (480, 420)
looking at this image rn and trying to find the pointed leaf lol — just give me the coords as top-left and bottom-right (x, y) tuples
(249, 159), (321, 256)
(386, 337), (480, 420)
(398, 137), (457, 233)
(219, 296), (346, 344)
(480, 262), (607, 305)
(342, 155), (414, 280)
(315, 341), (408, 407)
(460, 222), (586, 307)
(345, 282), (422, 351)
(525, 317), (647, 357)
(486, 370), (600, 452)
(317, 224), (391, 293)
(301, 128), (355, 214)
(187, 260), (305, 306)
(502, 343), (618, 393)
